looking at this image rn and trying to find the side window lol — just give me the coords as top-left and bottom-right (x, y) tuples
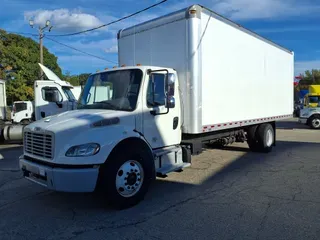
(147, 74), (166, 107)
(41, 87), (63, 102)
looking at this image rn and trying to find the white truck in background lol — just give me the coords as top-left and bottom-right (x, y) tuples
(19, 4), (294, 209)
(0, 80), (7, 123)
(0, 63), (78, 142)
(11, 101), (33, 124)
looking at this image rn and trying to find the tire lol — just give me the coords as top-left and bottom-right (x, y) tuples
(246, 125), (260, 152)
(21, 119), (30, 125)
(308, 115), (320, 129)
(247, 123), (274, 153)
(97, 140), (155, 209)
(0, 127), (4, 143)
(256, 123), (274, 153)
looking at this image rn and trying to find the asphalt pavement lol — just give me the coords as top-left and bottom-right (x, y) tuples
(0, 118), (319, 240)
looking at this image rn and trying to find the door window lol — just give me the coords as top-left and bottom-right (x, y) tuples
(147, 73), (166, 107)
(41, 87), (63, 102)
(14, 103), (27, 113)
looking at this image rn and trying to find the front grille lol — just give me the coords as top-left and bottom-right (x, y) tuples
(24, 131), (53, 160)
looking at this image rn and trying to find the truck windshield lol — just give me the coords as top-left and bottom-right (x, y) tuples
(78, 69), (143, 111)
(62, 87), (76, 101)
(14, 102), (27, 113)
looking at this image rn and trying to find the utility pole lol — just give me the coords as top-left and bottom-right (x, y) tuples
(29, 19), (53, 80)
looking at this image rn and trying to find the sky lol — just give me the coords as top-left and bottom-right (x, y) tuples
(1, 0), (320, 77)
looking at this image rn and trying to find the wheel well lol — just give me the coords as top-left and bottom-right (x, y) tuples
(106, 137), (154, 164)
(307, 114), (320, 124)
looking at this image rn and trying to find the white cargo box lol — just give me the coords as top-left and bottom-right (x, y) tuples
(0, 80), (6, 120)
(118, 4), (294, 134)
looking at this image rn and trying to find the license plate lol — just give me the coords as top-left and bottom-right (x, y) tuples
(39, 167), (46, 177)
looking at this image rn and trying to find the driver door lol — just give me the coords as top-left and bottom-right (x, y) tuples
(142, 71), (181, 149)
(34, 81), (67, 120)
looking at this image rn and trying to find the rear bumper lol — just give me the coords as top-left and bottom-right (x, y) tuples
(298, 118), (308, 124)
(19, 156), (100, 192)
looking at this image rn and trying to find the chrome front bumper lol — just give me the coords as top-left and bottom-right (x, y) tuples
(19, 156), (100, 192)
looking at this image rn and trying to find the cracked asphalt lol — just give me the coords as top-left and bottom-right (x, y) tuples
(0, 118), (319, 240)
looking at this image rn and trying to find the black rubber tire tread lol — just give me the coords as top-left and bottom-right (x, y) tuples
(256, 123), (274, 153)
(98, 139), (155, 210)
(246, 125), (260, 152)
(308, 115), (320, 129)
(0, 127), (4, 143)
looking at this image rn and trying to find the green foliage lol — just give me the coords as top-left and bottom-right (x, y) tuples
(0, 29), (63, 85)
(0, 29), (92, 105)
(6, 79), (34, 105)
(301, 69), (320, 84)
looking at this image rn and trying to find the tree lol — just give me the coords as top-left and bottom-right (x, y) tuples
(6, 78), (34, 105)
(302, 70), (320, 84)
(0, 29), (63, 104)
(79, 73), (91, 86)
(0, 29), (63, 85)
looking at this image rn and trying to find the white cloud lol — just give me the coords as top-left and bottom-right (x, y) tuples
(24, 9), (104, 33)
(295, 60), (320, 75)
(57, 55), (112, 74)
(105, 45), (118, 53)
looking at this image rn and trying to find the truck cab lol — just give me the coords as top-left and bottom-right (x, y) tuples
(20, 66), (181, 209)
(11, 101), (33, 124)
(34, 63), (77, 120)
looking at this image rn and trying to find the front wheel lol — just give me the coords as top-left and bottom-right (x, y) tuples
(308, 115), (320, 129)
(97, 142), (155, 209)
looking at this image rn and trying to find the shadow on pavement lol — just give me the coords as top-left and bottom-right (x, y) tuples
(22, 140), (319, 210)
(0, 145), (23, 170)
(276, 120), (310, 130)
(1, 140), (319, 240)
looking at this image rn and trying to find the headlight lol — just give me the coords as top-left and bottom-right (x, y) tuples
(65, 143), (100, 157)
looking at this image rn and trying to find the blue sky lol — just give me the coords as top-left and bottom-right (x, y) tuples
(1, 0), (320, 77)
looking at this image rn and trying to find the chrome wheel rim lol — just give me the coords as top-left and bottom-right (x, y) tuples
(266, 129), (273, 147)
(116, 160), (144, 198)
(312, 119), (320, 128)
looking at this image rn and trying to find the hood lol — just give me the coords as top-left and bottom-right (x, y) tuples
(38, 63), (73, 88)
(25, 109), (135, 134)
(38, 63), (62, 82)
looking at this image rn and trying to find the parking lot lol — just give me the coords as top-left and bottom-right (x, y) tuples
(0, 118), (319, 240)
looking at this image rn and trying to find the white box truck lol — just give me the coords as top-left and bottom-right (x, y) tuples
(0, 79), (7, 122)
(19, 5), (294, 209)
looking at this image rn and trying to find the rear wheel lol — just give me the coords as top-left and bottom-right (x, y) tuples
(247, 123), (274, 153)
(97, 141), (155, 209)
(247, 125), (260, 152)
(256, 123), (274, 153)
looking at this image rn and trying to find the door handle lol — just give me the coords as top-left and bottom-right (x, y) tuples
(173, 117), (179, 130)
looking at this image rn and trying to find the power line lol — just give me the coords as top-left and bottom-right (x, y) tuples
(47, 0), (168, 37)
(45, 36), (117, 64)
